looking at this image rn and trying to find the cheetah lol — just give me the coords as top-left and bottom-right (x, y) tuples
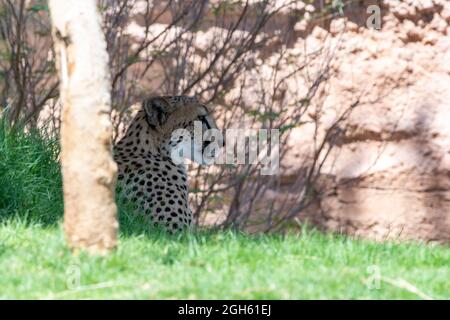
(113, 96), (222, 233)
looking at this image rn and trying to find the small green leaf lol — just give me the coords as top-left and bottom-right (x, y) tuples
(28, 5), (48, 13)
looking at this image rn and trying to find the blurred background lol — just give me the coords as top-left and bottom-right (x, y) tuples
(1, 0), (449, 243)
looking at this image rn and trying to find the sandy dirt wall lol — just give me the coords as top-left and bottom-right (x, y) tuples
(284, 0), (450, 242)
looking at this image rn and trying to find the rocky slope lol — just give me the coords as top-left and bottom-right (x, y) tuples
(283, 0), (450, 242)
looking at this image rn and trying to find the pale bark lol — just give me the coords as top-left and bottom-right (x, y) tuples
(49, 0), (118, 254)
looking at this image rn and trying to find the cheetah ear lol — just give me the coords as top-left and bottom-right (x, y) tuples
(143, 97), (171, 128)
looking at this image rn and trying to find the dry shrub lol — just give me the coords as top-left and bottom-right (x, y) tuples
(0, 0), (359, 232)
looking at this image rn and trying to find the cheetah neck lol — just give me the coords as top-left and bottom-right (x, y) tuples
(115, 112), (175, 159)
(113, 112), (190, 192)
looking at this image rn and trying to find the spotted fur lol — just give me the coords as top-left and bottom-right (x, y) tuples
(113, 96), (219, 233)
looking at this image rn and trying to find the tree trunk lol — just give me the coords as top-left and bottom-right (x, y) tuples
(49, 0), (118, 254)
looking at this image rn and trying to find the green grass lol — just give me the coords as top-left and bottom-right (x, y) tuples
(0, 119), (449, 299)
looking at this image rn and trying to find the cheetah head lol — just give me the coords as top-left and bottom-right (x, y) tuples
(143, 96), (223, 165)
